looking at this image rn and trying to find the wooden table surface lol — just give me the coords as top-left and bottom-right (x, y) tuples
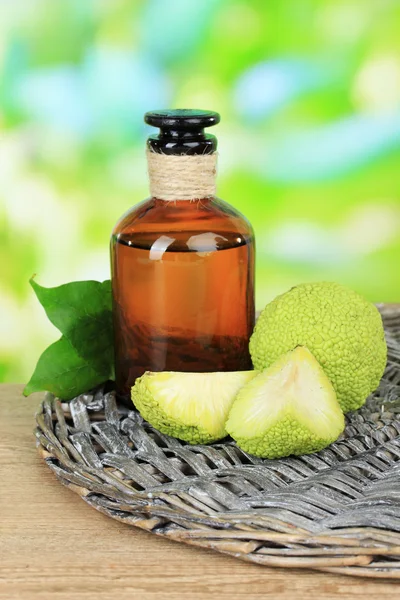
(1, 384), (399, 600)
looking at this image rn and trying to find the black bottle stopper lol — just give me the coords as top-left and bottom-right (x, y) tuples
(145, 109), (221, 155)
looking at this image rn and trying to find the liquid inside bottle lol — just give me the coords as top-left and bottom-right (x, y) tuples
(110, 109), (255, 399)
(111, 198), (255, 397)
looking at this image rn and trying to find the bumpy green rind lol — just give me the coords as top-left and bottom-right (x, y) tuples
(232, 416), (341, 459)
(131, 374), (223, 444)
(249, 282), (387, 413)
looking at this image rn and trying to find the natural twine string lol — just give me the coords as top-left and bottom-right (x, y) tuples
(146, 150), (217, 201)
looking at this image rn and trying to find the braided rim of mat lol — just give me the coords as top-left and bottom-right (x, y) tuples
(35, 305), (400, 579)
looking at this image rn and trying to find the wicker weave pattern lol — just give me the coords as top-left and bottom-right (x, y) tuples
(35, 305), (400, 579)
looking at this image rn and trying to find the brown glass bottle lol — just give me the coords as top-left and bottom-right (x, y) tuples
(111, 110), (255, 398)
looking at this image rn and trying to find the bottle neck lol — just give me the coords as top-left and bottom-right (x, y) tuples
(146, 150), (217, 201)
(147, 131), (217, 155)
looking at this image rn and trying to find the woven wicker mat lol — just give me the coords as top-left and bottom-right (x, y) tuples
(35, 305), (400, 579)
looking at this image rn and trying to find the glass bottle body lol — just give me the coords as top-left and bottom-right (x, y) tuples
(111, 197), (255, 398)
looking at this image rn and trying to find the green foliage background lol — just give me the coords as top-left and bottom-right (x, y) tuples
(1, 0), (400, 383)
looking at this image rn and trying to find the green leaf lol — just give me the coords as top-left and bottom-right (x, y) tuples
(25, 278), (115, 400)
(30, 278), (114, 379)
(23, 336), (106, 401)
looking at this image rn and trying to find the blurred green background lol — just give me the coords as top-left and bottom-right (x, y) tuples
(1, 0), (400, 383)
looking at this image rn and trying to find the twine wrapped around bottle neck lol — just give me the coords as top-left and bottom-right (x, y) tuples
(146, 150), (217, 201)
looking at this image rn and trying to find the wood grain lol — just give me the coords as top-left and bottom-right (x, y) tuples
(0, 385), (399, 600)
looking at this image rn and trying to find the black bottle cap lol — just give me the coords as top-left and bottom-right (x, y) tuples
(145, 109), (220, 155)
